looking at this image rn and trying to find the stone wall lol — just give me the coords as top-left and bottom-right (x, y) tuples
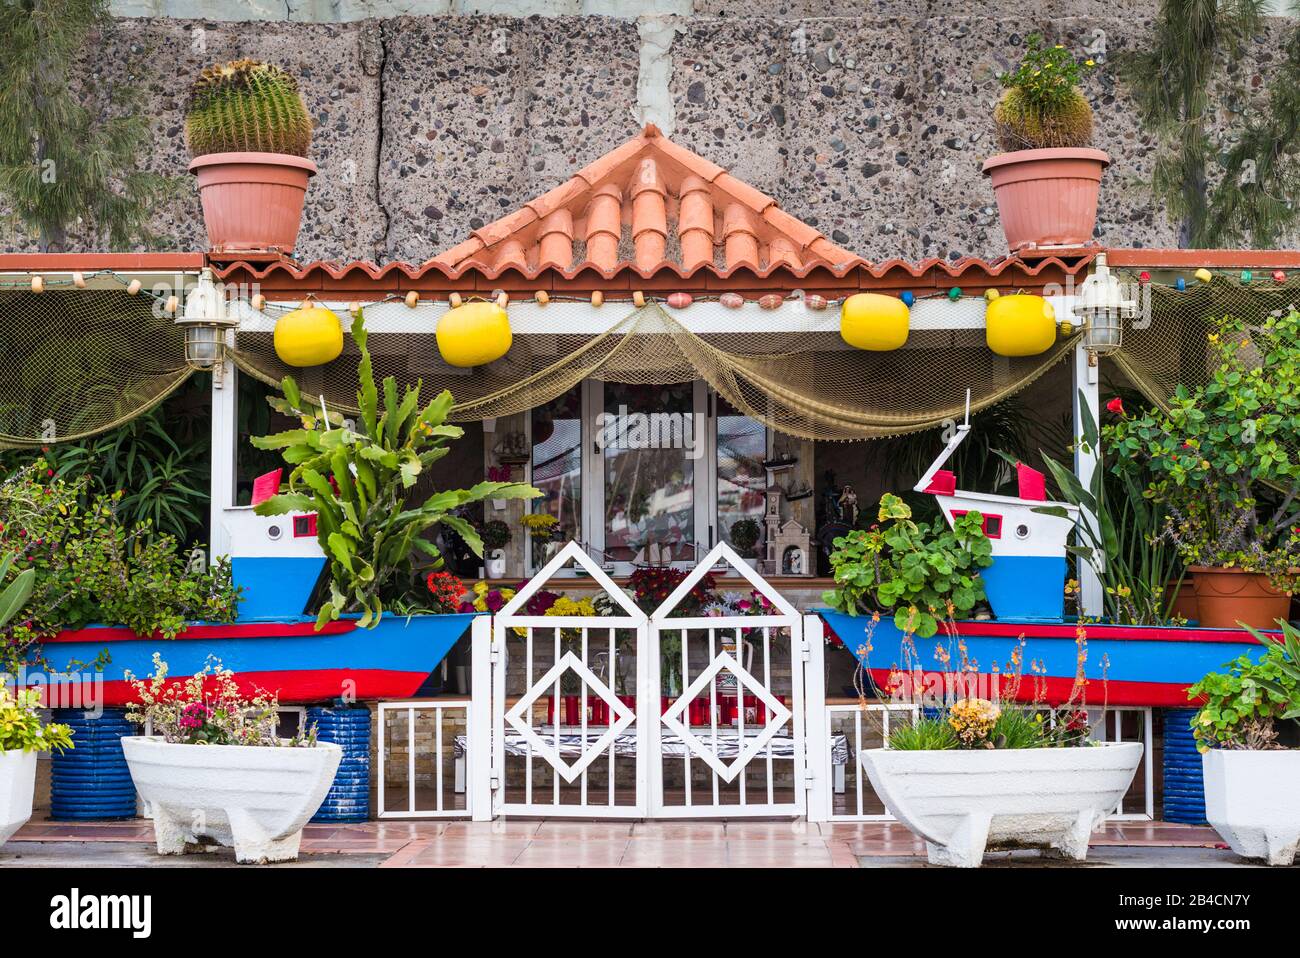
(4, 1), (1297, 259)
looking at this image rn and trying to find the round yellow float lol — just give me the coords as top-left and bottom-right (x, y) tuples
(274, 297), (344, 367)
(840, 293), (909, 351)
(436, 300), (512, 367)
(985, 293), (1056, 357)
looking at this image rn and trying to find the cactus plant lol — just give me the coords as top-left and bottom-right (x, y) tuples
(185, 59), (312, 159)
(993, 35), (1094, 152)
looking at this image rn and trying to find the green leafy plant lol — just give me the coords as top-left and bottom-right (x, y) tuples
(1105, 311), (1300, 590)
(0, 680), (73, 753)
(994, 33), (1095, 151)
(1030, 390), (1184, 625)
(822, 493), (993, 638)
(0, 0), (174, 251)
(0, 552), (35, 630)
(1189, 620), (1300, 750)
(0, 462), (238, 674)
(253, 311), (540, 629)
(729, 517), (761, 558)
(185, 59), (312, 159)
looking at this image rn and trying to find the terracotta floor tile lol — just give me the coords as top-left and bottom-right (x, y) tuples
(725, 843), (834, 868)
(619, 840), (729, 868)
(392, 839), (532, 868)
(629, 821), (727, 840)
(438, 820), (540, 838)
(533, 820), (633, 840)
(511, 840), (631, 868)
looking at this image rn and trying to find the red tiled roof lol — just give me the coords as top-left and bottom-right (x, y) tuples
(429, 124), (865, 276)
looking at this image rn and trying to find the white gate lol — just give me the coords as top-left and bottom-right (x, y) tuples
(490, 542), (650, 818)
(480, 542), (815, 819)
(649, 543), (808, 818)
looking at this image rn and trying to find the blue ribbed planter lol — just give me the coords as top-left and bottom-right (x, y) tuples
(49, 708), (137, 820)
(1162, 708), (1207, 824)
(308, 705), (371, 822)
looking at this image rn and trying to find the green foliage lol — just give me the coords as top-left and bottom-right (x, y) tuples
(0, 680), (73, 753)
(185, 59), (312, 158)
(1031, 390), (1184, 624)
(253, 311), (540, 629)
(1190, 621), (1300, 749)
(886, 715), (959, 750)
(0, 461), (239, 673)
(0, 552), (35, 630)
(1118, 0), (1300, 247)
(729, 517), (761, 556)
(822, 493), (993, 638)
(0, 0), (174, 251)
(1, 387), (212, 547)
(1104, 312), (1300, 586)
(990, 707), (1048, 749)
(994, 35), (1095, 151)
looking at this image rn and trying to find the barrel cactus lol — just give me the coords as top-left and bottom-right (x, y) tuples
(185, 59), (312, 159)
(993, 35), (1094, 151)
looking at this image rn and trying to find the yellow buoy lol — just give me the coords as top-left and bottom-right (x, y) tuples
(840, 293), (909, 351)
(436, 301), (512, 367)
(274, 298), (344, 367)
(985, 293), (1056, 357)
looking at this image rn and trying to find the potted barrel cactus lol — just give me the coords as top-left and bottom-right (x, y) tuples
(186, 59), (316, 254)
(981, 35), (1109, 253)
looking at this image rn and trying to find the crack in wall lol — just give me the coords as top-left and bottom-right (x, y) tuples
(366, 21), (391, 258)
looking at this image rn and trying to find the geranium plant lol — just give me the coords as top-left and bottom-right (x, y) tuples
(125, 653), (317, 748)
(424, 572), (466, 614)
(253, 311), (540, 628)
(1106, 310), (1300, 588)
(822, 493), (993, 638)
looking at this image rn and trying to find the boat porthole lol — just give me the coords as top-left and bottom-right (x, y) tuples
(267, 524), (283, 541)
(1015, 524), (1030, 539)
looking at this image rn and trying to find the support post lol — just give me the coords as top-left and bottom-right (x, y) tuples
(803, 614), (830, 822)
(468, 614), (494, 821)
(208, 364), (237, 565)
(1072, 339), (1104, 617)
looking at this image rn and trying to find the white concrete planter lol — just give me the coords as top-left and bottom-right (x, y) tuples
(121, 736), (342, 864)
(860, 741), (1143, 867)
(1203, 748), (1300, 865)
(0, 749), (37, 847)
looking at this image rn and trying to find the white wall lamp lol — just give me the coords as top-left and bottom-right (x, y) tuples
(1073, 253), (1136, 365)
(177, 267), (237, 384)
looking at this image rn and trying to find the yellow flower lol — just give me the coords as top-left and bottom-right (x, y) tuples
(1085, 58), (1095, 66)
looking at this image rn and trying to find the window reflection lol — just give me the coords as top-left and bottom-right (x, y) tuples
(529, 386), (582, 568)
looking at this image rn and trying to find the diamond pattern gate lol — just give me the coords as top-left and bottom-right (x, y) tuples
(491, 543), (650, 818)
(486, 542), (811, 819)
(649, 543), (807, 818)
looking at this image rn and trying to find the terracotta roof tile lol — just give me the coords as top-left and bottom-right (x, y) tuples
(430, 124), (868, 277)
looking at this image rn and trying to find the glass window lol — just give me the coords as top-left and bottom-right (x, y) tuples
(716, 395), (767, 556)
(601, 382), (696, 566)
(529, 386), (583, 568)
(234, 374), (298, 506)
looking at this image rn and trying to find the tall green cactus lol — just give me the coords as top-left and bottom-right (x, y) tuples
(185, 59), (312, 159)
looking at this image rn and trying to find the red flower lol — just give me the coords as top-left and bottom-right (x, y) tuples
(1105, 397), (1125, 416)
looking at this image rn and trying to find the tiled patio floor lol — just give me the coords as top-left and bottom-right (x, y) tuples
(7, 819), (1223, 868)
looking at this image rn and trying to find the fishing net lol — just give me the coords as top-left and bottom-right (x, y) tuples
(1111, 272), (1300, 418)
(231, 299), (1081, 442)
(0, 289), (192, 448)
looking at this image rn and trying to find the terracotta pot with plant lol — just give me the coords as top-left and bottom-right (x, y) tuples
(1106, 310), (1300, 629)
(982, 35), (1108, 253)
(186, 59), (316, 254)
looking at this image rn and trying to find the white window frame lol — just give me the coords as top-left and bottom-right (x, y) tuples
(525, 379), (766, 577)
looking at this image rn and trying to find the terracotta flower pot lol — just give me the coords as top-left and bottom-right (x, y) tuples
(981, 148), (1110, 253)
(1188, 565), (1292, 630)
(1166, 578), (1199, 622)
(188, 152), (317, 254)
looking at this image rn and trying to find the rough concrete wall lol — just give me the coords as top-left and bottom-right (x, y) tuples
(4, 3), (1297, 260)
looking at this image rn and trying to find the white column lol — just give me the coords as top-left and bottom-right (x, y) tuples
(468, 614), (494, 821)
(208, 365), (238, 565)
(1071, 339), (1104, 617)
